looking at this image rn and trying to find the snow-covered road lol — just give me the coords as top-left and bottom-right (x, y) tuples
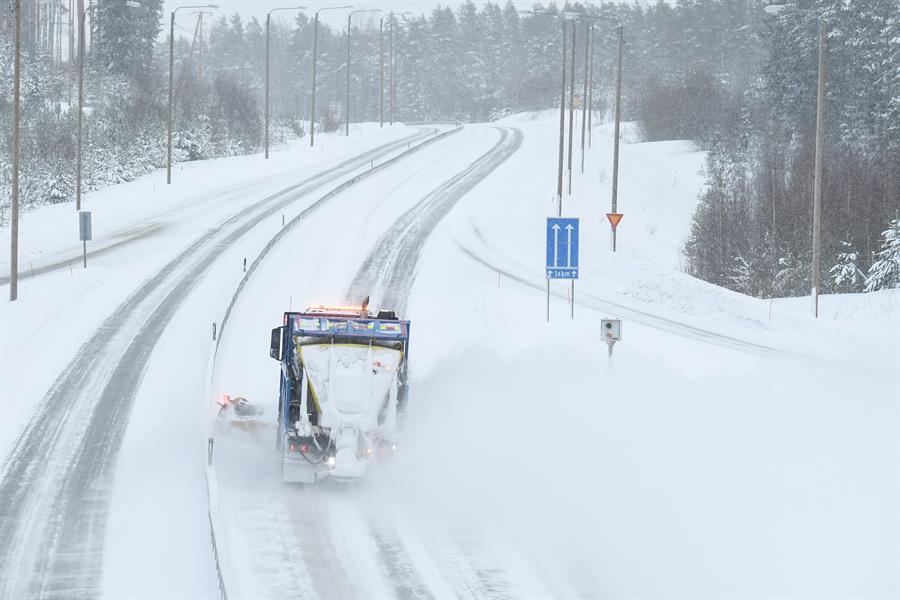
(210, 116), (898, 599)
(210, 124), (525, 598)
(0, 125), (452, 599)
(1, 113), (896, 599)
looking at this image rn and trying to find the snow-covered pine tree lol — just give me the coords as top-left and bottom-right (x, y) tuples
(774, 252), (807, 297)
(94, 0), (163, 84)
(727, 256), (752, 294)
(865, 220), (900, 292)
(829, 239), (865, 293)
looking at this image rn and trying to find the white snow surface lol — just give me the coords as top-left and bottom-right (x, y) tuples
(0, 123), (421, 466)
(1, 113), (897, 598)
(0, 123), (434, 598)
(209, 115), (898, 598)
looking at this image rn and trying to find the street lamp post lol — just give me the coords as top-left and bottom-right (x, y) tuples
(811, 20), (826, 318)
(580, 22), (591, 173)
(610, 24), (624, 252)
(557, 18), (567, 214)
(524, 10), (581, 215)
(310, 5), (353, 147)
(572, 15), (606, 174)
(10, 0), (21, 301)
(587, 22), (595, 149)
(389, 15), (394, 125)
(168, 4), (218, 184)
(764, 4), (826, 317)
(76, 0), (88, 211)
(566, 21), (576, 195)
(379, 15), (385, 127)
(346, 9), (381, 137)
(77, 0), (141, 209)
(266, 6), (306, 159)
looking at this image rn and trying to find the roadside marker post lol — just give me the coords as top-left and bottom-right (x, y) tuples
(546, 217), (579, 321)
(78, 210), (92, 269)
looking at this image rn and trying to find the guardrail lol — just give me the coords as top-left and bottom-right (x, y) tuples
(203, 337), (231, 600)
(201, 124), (463, 599)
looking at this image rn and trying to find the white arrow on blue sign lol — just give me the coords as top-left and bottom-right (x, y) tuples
(546, 217), (579, 279)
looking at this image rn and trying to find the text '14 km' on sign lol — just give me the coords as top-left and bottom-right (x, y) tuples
(546, 217), (579, 279)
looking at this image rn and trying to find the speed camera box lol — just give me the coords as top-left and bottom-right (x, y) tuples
(601, 318), (622, 341)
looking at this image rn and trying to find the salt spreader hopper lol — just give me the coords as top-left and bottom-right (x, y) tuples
(269, 305), (410, 483)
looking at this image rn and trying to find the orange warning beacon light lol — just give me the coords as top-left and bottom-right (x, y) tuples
(606, 213), (624, 230)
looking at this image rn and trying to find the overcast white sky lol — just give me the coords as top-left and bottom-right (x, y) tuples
(163, 0), (525, 31)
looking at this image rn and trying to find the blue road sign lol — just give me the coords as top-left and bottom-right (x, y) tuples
(546, 217), (579, 279)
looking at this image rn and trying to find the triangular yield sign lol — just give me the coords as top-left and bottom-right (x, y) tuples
(606, 213), (623, 229)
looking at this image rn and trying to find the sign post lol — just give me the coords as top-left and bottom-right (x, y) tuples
(606, 213), (623, 251)
(601, 318), (622, 356)
(546, 217), (579, 321)
(78, 210), (92, 268)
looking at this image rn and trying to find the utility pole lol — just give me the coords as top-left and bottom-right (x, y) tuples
(610, 24), (624, 252)
(812, 20), (826, 318)
(556, 18), (567, 216)
(10, 0), (21, 301)
(188, 14), (202, 84)
(76, 0), (86, 209)
(189, 11), (213, 86)
(566, 21), (576, 196)
(580, 22), (590, 174)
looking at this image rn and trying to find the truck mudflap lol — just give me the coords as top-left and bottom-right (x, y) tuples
(282, 454), (318, 484)
(281, 453), (363, 484)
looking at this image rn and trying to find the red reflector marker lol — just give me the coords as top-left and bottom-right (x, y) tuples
(289, 444), (296, 451)
(300, 444), (309, 453)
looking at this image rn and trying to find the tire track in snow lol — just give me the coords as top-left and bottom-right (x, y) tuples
(0, 128), (437, 600)
(368, 524), (437, 600)
(344, 126), (523, 599)
(206, 126), (521, 600)
(347, 127), (523, 315)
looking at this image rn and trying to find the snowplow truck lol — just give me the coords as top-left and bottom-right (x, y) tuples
(269, 305), (410, 483)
